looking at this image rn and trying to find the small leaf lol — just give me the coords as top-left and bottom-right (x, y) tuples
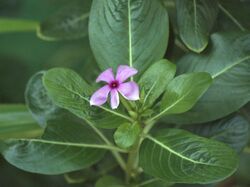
(43, 68), (128, 129)
(187, 115), (249, 153)
(151, 72), (212, 120)
(89, 0), (169, 73)
(25, 71), (60, 127)
(176, 0), (218, 52)
(139, 59), (176, 109)
(37, 0), (91, 41)
(0, 18), (38, 33)
(165, 32), (250, 125)
(0, 104), (42, 139)
(1, 114), (106, 175)
(114, 123), (141, 149)
(95, 176), (125, 187)
(140, 129), (238, 184)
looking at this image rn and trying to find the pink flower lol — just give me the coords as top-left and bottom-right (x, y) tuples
(90, 65), (140, 109)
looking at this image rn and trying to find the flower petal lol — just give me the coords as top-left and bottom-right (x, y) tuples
(116, 65), (138, 83)
(110, 89), (120, 109)
(96, 68), (115, 83)
(90, 85), (111, 106)
(118, 81), (139, 101)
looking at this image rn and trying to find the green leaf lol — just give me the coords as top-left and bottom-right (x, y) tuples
(25, 71), (60, 127)
(151, 73), (212, 121)
(43, 68), (130, 129)
(139, 59), (176, 109)
(166, 32), (250, 125)
(37, 0), (91, 41)
(0, 18), (38, 33)
(1, 114), (106, 175)
(95, 176), (125, 187)
(0, 104), (42, 139)
(176, 0), (218, 52)
(89, 0), (169, 73)
(114, 123), (140, 149)
(140, 129), (238, 184)
(187, 115), (249, 153)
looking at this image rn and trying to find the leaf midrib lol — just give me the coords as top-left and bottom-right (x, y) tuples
(128, 0), (133, 68)
(212, 56), (250, 79)
(12, 138), (126, 152)
(146, 135), (232, 169)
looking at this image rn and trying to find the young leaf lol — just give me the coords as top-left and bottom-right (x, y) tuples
(139, 129), (238, 184)
(176, 0), (218, 52)
(0, 104), (42, 139)
(43, 68), (129, 129)
(89, 0), (169, 73)
(25, 71), (60, 128)
(0, 18), (38, 33)
(187, 115), (249, 153)
(139, 59), (176, 109)
(37, 0), (92, 41)
(166, 32), (250, 125)
(114, 123), (140, 149)
(151, 72), (212, 121)
(0, 114), (106, 175)
(95, 176), (125, 187)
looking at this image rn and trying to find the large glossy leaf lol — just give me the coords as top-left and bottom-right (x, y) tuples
(43, 68), (129, 129)
(150, 73), (212, 121)
(176, 0), (218, 52)
(140, 129), (238, 184)
(89, 0), (169, 73)
(187, 115), (249, 153)
(37, 0), (92, 41)
(166, 32), (250, 125)
(25, 71), (60, 128)
(0, 114), (106, 175)
(0, 104), (42, 139)
(0, 18), (38, 33)
(138, 59), (176, 109)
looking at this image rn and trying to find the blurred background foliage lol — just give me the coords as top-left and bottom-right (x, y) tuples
(0, 0), (97, 186)
(0, 0), (250, 187)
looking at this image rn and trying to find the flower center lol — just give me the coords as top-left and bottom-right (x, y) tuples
(109, 80), (119, 89)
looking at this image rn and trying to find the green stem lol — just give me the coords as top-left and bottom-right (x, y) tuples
(126, 139), (141, 183)
(120, 96), (134, 113)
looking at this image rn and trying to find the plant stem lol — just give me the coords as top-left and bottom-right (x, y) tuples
(126, 139), (141, 183)
(120, 96), (134, 113)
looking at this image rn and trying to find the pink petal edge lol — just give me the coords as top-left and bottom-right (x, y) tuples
(90, 85), (111, 106)
(110, 89), (120, 109)
(96, 68), (115, 83)
(116, 65), (138, 83)
(118, 81), (139, 101)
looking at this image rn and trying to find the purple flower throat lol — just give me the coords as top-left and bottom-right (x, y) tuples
(109, 80), (119, 89)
